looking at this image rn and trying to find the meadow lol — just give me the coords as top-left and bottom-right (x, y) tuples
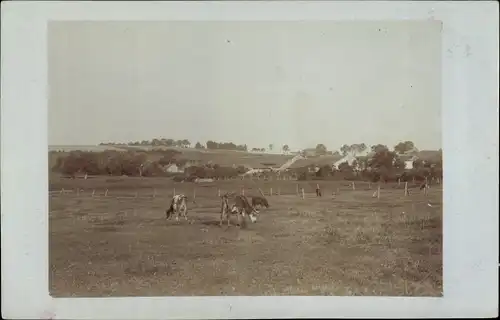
(49, 176), (442, 296)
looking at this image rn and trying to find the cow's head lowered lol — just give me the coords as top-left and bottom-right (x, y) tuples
(234, 195), (261, 224)
(247, 206), (260, 223)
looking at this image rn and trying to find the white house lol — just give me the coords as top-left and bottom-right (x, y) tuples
(164, 163), (183, 173)
(400, 155), (419, 170)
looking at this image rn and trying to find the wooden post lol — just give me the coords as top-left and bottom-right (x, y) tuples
(377, 185), (381, 199)
(105, 189), (108, 197)
(301, 188), (305, 199)
(278, 187), (281, 196)
(218, 189), (221, 197)
(270, 187), (273, 196)
(352, 182), (355, 190)
(60, 188), (64, 194)
(84, 173), (88, 180)
(258, 188), (266, 198)
(368, 182), (372, 189)
(241, 187), (245, 196)
(193, 188), (196, 200)
(92, 189), (95, 197)
(404, 182), (408, 196)
(173, 188), (176, 197)
(398, 178), (401, 186)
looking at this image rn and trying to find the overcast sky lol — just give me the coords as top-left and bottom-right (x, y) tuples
(48, 21), (442, 151)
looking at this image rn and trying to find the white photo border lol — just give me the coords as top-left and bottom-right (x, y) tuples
(1, 1), (498, 319)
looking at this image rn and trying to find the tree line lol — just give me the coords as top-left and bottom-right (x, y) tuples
(100, 138), (251, 152)
(99, 138), (428, 158)
(58, 139), (442, 182)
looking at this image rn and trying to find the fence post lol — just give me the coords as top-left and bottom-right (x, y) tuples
(60, 188), (64, 194)
(404, 182), (408, 196)
(92, 189), (95, 197)
(301, 188), (305, 199)
(218, 189), (221, 197)
(377, 185), (381, 199)
(105, 189), (108, 197)
(173, 188), (176, 197)
(193, 188), (196, 200)
(270, 187), (273, 196)
(368, 182), (372, 189)
(398, 178), (401, 186)
(352, 182), (355, 191)
(241, 187), (245, 196)
(278, 187), (281, 196)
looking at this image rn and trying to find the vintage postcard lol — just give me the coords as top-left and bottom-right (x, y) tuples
(1, 1), (498, 319)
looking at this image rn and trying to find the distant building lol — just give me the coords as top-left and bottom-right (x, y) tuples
(399, 155), (419, 170)
(164, 163), (183, 173)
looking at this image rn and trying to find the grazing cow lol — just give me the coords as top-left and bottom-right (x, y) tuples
(251, 196), (270, 209)
(220, 193), (260, 228)
(166, 194), (188, 221)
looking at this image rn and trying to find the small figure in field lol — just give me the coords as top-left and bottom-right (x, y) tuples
(166, 194), (188, 221)
(220, 193), (260, 228)
(316, 184), (322, 197)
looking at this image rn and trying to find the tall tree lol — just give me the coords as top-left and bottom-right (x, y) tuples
(315, 144), (328, 155)
(394, 141), (416, 154)
(282, 144), (290, 153)
(371, 144), (389, 153)
(269, 144), (274, 151)
(340, 144), (351, 156)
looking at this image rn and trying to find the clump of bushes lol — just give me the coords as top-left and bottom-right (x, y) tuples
(51, 150), (165, 177)
(50, 150), (250, 180)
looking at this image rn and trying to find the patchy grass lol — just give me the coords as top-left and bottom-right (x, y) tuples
(49, 177), (442, 296)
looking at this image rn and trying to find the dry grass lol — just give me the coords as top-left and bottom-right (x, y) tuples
(49, 177), (442, 297)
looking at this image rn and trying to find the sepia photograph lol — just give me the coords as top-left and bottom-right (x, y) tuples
(2, 1), (498, 319)
(48, 20), (443, 297)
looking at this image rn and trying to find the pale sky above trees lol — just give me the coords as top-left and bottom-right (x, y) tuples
(48, 20), (441, 151)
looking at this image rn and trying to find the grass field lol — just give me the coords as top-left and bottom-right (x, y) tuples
(49, 177), (442, 297)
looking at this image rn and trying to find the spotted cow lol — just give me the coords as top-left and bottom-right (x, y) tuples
(220, 193), (260, 228)
(166, 194), (188, 221)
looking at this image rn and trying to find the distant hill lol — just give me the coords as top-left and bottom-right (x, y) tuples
(48, 144), (294, 169)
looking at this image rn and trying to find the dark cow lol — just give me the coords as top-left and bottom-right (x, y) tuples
(166, 194), (188, 221)
(251, 196), (270, 209)
(220, 193), (260, 228)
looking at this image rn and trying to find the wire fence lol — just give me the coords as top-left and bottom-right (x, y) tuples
(49, 179), (439, 201)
